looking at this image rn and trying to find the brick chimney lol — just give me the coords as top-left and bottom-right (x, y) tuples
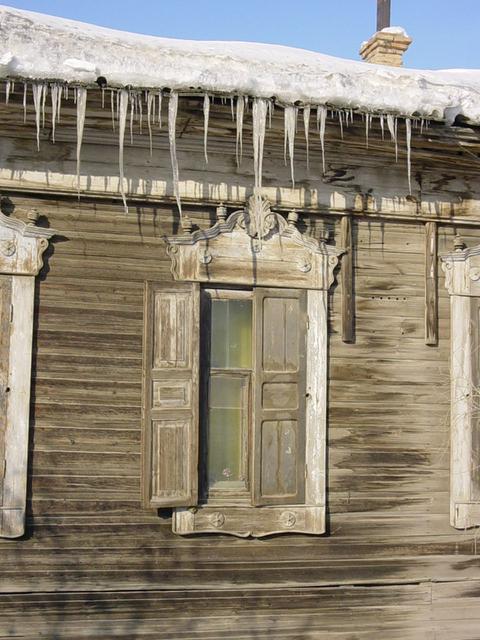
(359, 27), (412, 67)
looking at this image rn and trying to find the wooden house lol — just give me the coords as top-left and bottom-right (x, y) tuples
(1, 4), (480, 638)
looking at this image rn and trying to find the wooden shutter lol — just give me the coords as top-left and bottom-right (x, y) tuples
(143, 282), (200, 508)
(252, 288), (307, 506)
(0, 275), (12, 506)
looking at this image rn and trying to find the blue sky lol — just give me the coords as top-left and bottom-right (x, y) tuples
(3, 0), (479, 70)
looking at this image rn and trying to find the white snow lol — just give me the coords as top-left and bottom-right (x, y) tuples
(380, 26), (410, 38)
(0, 5), (479, 124)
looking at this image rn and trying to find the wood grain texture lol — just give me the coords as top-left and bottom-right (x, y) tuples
(0, 90), (478, 633)
(142, 281), (200, 508)
(425, 221), (438, 345)
(341, 215), (355, 343)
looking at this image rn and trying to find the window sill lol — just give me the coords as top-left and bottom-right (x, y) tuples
(173, 505), (325, 537)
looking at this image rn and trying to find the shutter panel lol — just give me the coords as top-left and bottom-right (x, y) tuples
(252, 288), (307, 506)
(143, 282), (200, 508)
(0, 276), (12, 506)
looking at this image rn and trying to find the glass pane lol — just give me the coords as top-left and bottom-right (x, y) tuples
(207, 375), (248, 487)
(210, 299), (252, 369)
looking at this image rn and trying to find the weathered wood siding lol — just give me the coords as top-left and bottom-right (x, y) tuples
(0, 93), (480, 637)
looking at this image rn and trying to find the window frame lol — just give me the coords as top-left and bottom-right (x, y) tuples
(442, 242), (480, 528)
(151, 197), (342, 536)
(200, 286), (253, 503)
(0, 210), (54, 538)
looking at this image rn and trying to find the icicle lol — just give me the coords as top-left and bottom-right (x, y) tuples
(252, 98), (268, 190)
(380, 115), (385, 140)
(236, 96), (245, 167)
(406, 117), (412, 195)
(76, 88), (87, 195)
(338, 110), (344, 140)
(267, 99), (273, 129)
(57, 85), (62, 123)
(110, 90), (116, 132)
(168, 91), (182, 219)
(74, 87), (77, 105)
(101, 87), (105, 109)
(32, 84), (43, 151)
(129, 92), (135, 145)
(22, 82), (27, 123)
(64, 85), (69, 101)
(230, 96), (234, 121)
(41, 84), (47, 129)
(138, 94), (143, 134)
(147, 91), (154, 156)
(365, 113), (370, 148)
(157, 91), (162, 127)
(203, 94), (210, 164)
(5, 80), (10, 104)
(251, 98), (268, 244)
(387, 114), (398, 161)
(118, 89), (128, 212)
(303, 105), (311, 170)
(51, 84), (60, 143)
(284, 105), (297, 187)
(420, 118), (425, 135)
(317, 105), (327, 174)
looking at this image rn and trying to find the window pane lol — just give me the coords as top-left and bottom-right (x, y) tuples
(210, 299), (252, 369)
(207, 375), (248, 488)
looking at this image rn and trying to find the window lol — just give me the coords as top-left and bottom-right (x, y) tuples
(201, 289), (253, 501)
(0, 210), (54, 538)
(442, 241), (480, 529)
(142, 197), (342, 536)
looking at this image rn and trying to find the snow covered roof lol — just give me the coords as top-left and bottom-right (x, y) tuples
(0, 5), (479, 125)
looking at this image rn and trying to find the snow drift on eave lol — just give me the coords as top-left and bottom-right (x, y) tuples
(0, 5), (480, 125)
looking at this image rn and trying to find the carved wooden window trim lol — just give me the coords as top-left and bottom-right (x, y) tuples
(143, 197), (342, 537)
(0, 210), (54, 538)
(442, 242), (480, 528)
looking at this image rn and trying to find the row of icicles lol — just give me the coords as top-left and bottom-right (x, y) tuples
(4, 80), (430, 217)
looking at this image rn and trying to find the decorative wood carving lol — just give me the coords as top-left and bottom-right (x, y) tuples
(441, 240), (480, 529)
(165, 197), (342, 291)
(0, 210), (55, 538)
(162, 196), (341, 537)
(0, 210), (54, 276)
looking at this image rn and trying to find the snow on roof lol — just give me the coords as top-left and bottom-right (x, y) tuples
(0, 5), (479, 124)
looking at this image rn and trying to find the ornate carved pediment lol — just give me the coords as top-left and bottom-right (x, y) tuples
(166, 197), (342, 291)
(441, 241), (480, 296)
(0, 210), (55, 275)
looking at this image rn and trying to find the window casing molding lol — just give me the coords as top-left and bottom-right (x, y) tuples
(442, 243), (480, 529)
(0, 210), (54, 538)
(144, 197), (342, 537)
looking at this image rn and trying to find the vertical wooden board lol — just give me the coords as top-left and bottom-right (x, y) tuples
(142, 281), (200, 508)
(0, 275), (12, 505)
(253, 288), (306, 506)
(1, 276), (35, 538)
(341, 216), (354, 343)
(470, 298), (480, 502)
(425, 222), (438, 346)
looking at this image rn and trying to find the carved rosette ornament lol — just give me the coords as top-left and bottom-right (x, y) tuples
(165, 196), (343, 291)
(0, 210), (54, 276)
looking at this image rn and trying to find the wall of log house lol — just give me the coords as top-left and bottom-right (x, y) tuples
(1, 92), (480, 638)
